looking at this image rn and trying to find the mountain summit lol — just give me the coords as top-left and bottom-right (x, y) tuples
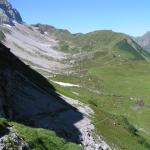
(0, 0), (22, 25)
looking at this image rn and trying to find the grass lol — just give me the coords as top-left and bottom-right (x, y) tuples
(52, 29), (150, 61)
(49, 58), (150, 150)
(35, 26), (150, 60)
(11, 122), (82, 150)
(0, 119), (82, 150)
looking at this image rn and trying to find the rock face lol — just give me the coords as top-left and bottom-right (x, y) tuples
(1, 23), (70, 77)
(0, 42), (84, 144)
(135, 32), (150, 52)
(0, 0), (22, 25)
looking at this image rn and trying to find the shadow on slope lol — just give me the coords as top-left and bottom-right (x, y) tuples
(0, 43), (84, 144)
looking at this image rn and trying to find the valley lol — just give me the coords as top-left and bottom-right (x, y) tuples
(0, 0), (150, 150)
(1, 23), (150, 150)
(50, 59), (150, 149)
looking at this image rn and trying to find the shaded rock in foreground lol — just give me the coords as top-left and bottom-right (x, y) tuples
(0, 42), (84, 144)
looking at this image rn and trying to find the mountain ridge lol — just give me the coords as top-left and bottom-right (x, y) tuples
(32, 24), (150, 61)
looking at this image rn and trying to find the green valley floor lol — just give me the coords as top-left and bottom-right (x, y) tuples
(49, 58), (150, 150)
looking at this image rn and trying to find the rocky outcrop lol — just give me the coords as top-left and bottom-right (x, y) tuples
(0, 127), (30, 150)
(33, 23), (56, 34)
(0, 0), (22, 25)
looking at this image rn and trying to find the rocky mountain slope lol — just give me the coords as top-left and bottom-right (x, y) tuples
(0, 42), (111, 150)
(135, 32), (150, 52)
(0, 23), (70, 77)
(0, 0), (22, 25)
(1, 23), (150, 79)
(0, 42), (77, 138)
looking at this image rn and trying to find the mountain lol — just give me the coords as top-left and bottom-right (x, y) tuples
(1, 22), (150, 150)
(0, 41), (111, 150)
(1, 23), (150, 80)
(0, 0), (22, 25)
(33, 25), (150, 61)
(0, 42), (83, 149)
(0, 1), (150, 150)
(0, 23), (70, 77)
(135, 32), (150, 52)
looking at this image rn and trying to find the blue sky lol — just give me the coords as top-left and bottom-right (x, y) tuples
(9, 0), (150, 36)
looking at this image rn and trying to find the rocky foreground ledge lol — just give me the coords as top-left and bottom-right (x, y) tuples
(0, 127), (30, 150)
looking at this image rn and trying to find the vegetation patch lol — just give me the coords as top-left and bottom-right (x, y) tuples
(11, 122), (82, 150)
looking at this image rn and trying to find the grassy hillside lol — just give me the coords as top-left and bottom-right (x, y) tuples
(46, 29), (150, 149)
(49, 56), (150, 149)
(34, 24), (150, 60)
(54, 30), (150, 60)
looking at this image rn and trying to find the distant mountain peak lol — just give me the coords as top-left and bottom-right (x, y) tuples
(135, 31), (150, 52)
(0, 0), (23, 25)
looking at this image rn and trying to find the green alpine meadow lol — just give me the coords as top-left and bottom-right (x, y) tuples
(0, 0), (150, 150)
